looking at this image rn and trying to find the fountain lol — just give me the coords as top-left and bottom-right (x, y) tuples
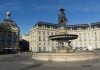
(32, 8), (98, 61)
(49, 8), (78, 53)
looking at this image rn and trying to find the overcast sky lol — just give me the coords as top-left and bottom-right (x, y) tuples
(0, 0), (100, 34)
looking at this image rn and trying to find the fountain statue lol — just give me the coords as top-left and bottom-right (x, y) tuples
(49, 8), (78, 53)
(32, 8), (98, 61)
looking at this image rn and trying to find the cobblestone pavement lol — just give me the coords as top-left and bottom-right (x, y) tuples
(0, 52), (100, 70)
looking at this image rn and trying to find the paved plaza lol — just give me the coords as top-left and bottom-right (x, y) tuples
(0, 52), (100, 70)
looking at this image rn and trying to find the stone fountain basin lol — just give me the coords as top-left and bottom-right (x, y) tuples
(32, 52), (98, 61)
(49, 34), (78, 40)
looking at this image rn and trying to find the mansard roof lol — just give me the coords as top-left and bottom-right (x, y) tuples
(34, 21), (100, 29)
(35, 21), (58, 27)
(91, 22), (100, 27)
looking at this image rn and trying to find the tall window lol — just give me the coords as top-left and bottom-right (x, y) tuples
(39, 31), (41, 35)
(94, 32), (96, 35)
(43, 31), (45, 35)
(39, 36), (41, 41)
(39, 43), (41, 45)
(84, 37), (86, 41)
(95, 36), (97, 41)
(47, 32), (49, 35)
(43, 36), (45, 41)
(52, 32), (53, 35)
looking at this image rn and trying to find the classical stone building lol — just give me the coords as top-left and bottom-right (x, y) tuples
(29, 22), (58, 52)
(0, 11), (20, 53)
(29, 21), (100, 52)
(29, 8), (100, 52)
(68, 23), (100, 50)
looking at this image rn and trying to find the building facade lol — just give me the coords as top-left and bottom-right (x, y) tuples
(29, 21), (100, 52)
(0, 11), (20, 53)
(29, 22), (58, 52)
(29, 8), (100, 52)
(67, 23), (100, 50)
